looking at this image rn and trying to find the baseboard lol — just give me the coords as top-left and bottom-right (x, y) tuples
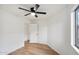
(37, 41), (48, 45)
(48, 42), (61, 55)
(0, 43), (24, 55)
(29, 40), (47, 45)
(71, 44), (79, 54)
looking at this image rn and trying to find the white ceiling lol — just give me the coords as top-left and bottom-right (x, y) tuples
(0, 4), (71, 20)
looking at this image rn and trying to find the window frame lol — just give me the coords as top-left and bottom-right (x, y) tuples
(71, 5), (79, 54)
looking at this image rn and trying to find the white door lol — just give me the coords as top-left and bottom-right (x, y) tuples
(29, 24), (38, 43)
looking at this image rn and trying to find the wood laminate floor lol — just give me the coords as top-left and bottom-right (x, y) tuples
(9, 41), (59, 55)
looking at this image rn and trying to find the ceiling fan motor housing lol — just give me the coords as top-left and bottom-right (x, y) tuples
(30, 7), (35, 12)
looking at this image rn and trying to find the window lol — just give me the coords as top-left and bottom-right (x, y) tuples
(75, 6), (79, 48)
(71, 5), (79, 53)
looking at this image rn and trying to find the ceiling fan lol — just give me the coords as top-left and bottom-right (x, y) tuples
(18, 4), (47, 18)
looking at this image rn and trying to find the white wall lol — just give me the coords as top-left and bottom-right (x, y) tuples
(0, 6), (27, 54)
(38, 19), (47, 44)
(47, 5), (78, 55)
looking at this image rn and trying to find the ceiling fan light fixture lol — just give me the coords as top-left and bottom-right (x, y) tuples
(31, 13), (35, 16)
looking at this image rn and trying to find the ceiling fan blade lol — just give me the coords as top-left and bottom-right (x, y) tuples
(35, 14), (38, 18)
(18, 7), (31, 12)
(24, 13), (31, 16)
(36, 12), (46, 14)
(35, 4), (40, 10)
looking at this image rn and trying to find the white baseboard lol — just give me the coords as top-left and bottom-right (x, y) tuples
(71, 44), (79, 54)
(0, 43), (24, 55)
(30, 41), (47, 45)
(48, 42), (61, 54)
(37, 41), (48, 45)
